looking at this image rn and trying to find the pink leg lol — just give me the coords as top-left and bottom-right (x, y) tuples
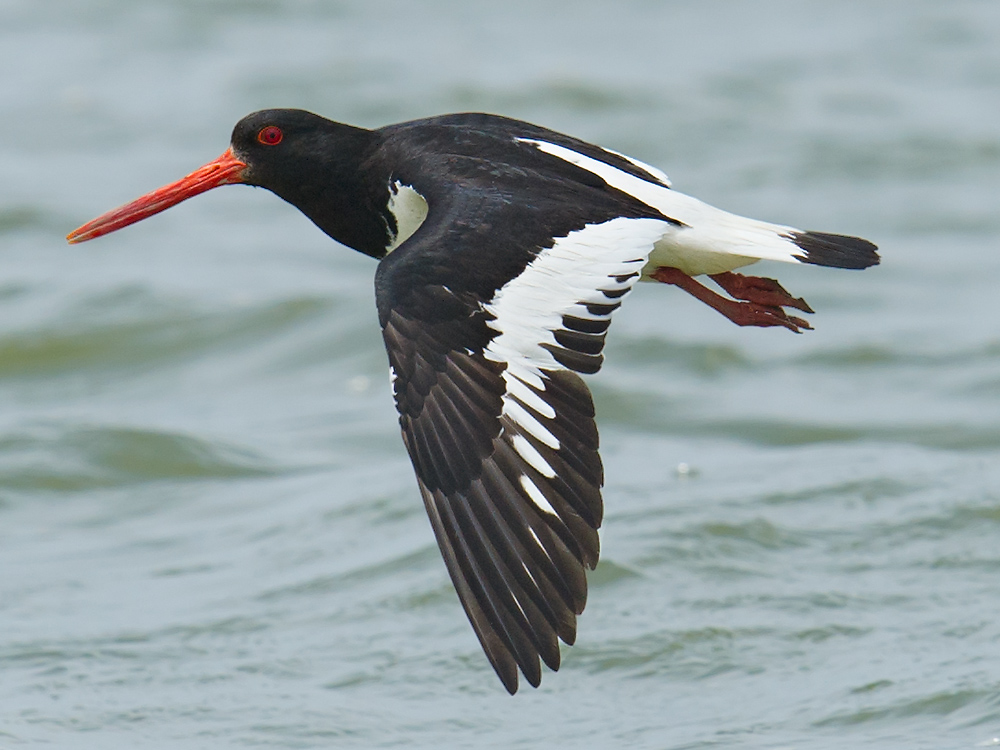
(649, 267), (813, 333)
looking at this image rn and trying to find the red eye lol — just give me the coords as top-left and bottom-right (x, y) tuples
(257, 126), (283, 145)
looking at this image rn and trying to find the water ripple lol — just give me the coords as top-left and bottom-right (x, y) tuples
(814, 688), (997, 727)
(0, 289), (333, 379)
(0, 425), (273, 491)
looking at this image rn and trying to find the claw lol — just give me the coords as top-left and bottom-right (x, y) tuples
(650, 267), (814, 333)
(708, 271), (815, 313)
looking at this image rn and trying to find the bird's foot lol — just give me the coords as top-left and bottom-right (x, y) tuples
(707, 271), (814, 314)
(649, 267), (813, 333)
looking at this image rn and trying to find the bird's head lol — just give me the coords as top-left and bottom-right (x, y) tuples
(67, 109), (377, 246)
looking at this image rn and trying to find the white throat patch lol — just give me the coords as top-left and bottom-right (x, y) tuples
(386, 181), (429, 253)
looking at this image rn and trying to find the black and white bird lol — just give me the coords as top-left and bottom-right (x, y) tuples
(68, 109), (879, 693)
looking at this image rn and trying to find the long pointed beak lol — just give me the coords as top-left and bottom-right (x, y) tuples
(66, 148), (248, 244)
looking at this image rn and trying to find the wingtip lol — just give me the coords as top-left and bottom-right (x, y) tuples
(495, 660), (520, 695)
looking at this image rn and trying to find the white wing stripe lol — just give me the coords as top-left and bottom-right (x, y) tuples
(519, 138), (808, 269)
(506, 400), (560, 449)
(520, 474), (558, 515)
(518, 137), (678, 218)
(483, 217), (668, 374)
(598, 145), (672, 186)
(483, 218), (668, 497)
(504, 373), (556, 420)
(476, 217), (670, 556)
(512, 435), (556, 478)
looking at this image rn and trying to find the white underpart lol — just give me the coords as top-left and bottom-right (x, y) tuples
(385, 181), (429, 253)
(518, 138), (809, 277)
(520, 474), (557, 516)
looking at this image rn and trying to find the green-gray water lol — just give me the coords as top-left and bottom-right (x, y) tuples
(3, 1), (999, 748)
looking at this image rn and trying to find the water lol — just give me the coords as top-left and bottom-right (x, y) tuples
(2, 1), (1000, 747)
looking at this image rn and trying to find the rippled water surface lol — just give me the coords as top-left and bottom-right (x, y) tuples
(3, 1), (1000, 748)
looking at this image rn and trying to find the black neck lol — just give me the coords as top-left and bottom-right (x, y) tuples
(243, 122), (392, 258)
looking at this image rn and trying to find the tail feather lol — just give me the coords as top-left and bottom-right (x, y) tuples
(788, 231), (880, 270)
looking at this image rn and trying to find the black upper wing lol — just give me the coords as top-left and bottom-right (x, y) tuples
(372, 135), (670, 692)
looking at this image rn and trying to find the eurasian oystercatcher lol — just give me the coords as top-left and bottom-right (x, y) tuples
(68, 109), (879, 693)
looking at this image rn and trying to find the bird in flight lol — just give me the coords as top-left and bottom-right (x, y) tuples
(68, 110), (878, 693)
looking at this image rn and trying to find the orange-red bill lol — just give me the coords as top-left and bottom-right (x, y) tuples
(66, 148), (248, 244)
